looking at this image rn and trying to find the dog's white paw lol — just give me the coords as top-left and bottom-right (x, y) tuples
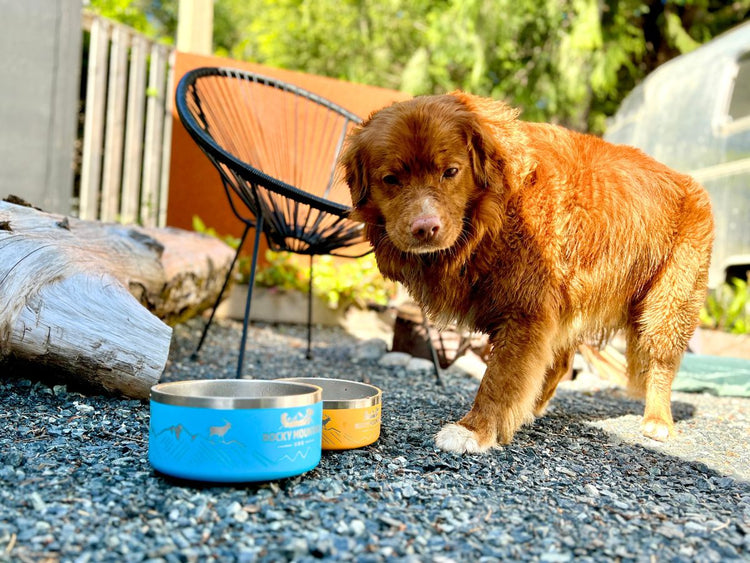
(641, 419), (672, 442)
(435, 423), (489, 453)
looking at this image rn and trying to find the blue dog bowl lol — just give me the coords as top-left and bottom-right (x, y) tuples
(149, 380), (322, 482)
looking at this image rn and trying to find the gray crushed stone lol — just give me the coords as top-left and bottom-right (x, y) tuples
(0, 317), (749, 562)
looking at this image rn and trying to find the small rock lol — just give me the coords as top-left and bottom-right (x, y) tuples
(378, 352), (412, 367)
(540, 551), (572, 562)
(583, 484), (600, 498)
(284, 537), (308, 558)
(406, 357), (435, 372)
(685, 521), (707, 534)
(29, 491), (46, 512)
(351, 339), (388, 363)
(264, 509), (286, 521)
(401, 484), (418, 498)
(675, 492), (698, 506)
(311, 534), (335, 557)
(450, 350), (487, 379)
(222, 501), (243, 519)
(656, 523), (685, 539)
(612, 500), (630, 511)
(349, 519), (366, 536)
(556, 465), (577, 478)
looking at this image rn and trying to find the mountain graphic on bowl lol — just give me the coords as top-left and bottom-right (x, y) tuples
(281, 409), (314, 428)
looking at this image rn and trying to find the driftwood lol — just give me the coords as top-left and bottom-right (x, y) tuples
(0, 199), (234, 398)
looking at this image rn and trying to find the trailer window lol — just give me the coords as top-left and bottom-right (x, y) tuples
(728, 53), (750, 121)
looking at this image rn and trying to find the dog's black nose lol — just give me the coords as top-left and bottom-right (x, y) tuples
(411, 216), (441, 241)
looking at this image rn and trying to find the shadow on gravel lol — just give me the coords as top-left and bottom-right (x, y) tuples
(374, 374), (727, 481)
(546, 388), (697, 425)
(151, 470), (306, 491)
(395, 375), (696, 442)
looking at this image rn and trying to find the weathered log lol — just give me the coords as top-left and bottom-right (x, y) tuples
(0, 199), (234, 398)
(6, 273), (171, 398)
(138, 226), (235, 325)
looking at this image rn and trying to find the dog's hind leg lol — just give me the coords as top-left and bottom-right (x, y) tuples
(624, 327), (648, 400)
(626, 241), (710, 441)
(533, 347), (575, 417)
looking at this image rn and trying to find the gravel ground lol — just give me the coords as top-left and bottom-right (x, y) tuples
(1, 317), (749, 562)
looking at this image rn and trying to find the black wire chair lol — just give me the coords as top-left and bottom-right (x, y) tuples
(175, 67), (372, 377)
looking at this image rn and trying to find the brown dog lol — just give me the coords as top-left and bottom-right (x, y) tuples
(341, 92), (714, 453)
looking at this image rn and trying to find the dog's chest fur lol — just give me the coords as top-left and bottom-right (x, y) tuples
(373, 204), (637, 343)
(378, 231), (545, 333)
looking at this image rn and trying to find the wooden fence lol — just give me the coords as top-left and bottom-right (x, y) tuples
(79, 12), (174, 227)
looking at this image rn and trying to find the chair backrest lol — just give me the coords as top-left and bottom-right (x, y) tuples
(176, 67), (368, 256)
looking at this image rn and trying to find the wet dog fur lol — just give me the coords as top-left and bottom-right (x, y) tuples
(341, 92), (714, 453)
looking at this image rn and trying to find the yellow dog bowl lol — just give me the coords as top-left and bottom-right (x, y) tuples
(282, 378), (381, 450)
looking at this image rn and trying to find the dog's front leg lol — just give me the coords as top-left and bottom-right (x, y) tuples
(435, 316), (554, 453)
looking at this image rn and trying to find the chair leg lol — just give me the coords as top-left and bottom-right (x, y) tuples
(421, 310), (444, 387)
(306, 254), (313, 360)
(236, 215), (264, 378)
(191, 222), (252, 361)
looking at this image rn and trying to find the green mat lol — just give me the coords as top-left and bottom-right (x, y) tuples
(675, 354), (750, 397)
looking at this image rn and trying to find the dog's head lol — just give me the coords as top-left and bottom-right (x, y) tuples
(341, 93), (521, 255)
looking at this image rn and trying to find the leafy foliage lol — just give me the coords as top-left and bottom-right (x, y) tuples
(192, 216), (396, 310)
(307, 255), (397, 310)
(86, 0), (177, 43)
(253, 253), (397, 311)
(700, 278), (750, 335)
(212, 0), (750, 134)
(91, 0), (750, 133)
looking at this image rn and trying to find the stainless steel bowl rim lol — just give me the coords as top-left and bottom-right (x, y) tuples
(150, 379), (322, 409)
(281, 377), (381, 410)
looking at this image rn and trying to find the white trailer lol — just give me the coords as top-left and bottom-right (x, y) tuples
(605, 21), (750, 288)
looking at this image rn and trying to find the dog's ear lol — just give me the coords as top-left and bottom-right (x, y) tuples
(452, 92), (524, 192)
(339, 132), (369, 211)
(466, 115), (499, 190)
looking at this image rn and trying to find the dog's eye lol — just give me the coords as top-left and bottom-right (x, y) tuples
(443, 168), (459, 179)
(383, 175), (400, 186)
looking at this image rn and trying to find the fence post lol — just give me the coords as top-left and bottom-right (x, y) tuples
(79, 15), (110, 220)
(120, 35), (149, 225)
(158, 51), (177, 228)
(177, 0), (214, 55)
(141, 44), (170, 227)
(79, 12), (175, 226)
(100, 25), (130, 222)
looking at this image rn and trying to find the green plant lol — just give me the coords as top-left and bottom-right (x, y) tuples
(305, 254), (396, 310)
(192, 216), (241, 249)
(252, 251), (307, 292)
(700, 278), (750, 334)
(193, 216), (396, 310)
(253, 251), (396, 311)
